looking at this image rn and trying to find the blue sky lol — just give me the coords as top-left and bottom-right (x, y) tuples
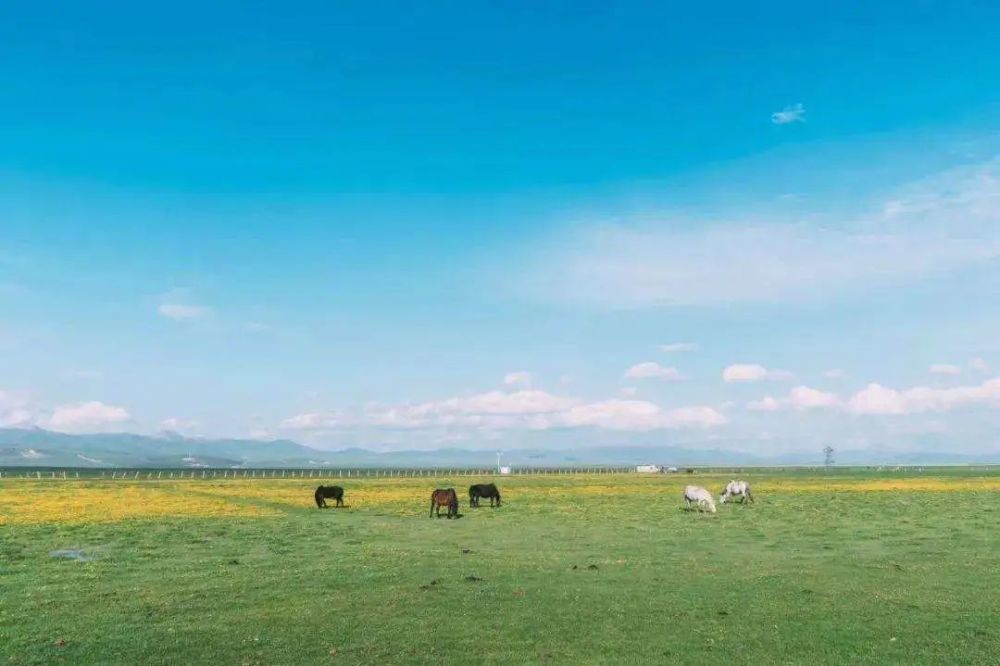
(1, 1), (998, 456)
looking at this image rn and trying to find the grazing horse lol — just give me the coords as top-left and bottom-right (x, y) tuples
(468, 483), (502, 508)
(430, 488), (459, 518)
(683, 485), (717, 513)
(720, 480), (754, 505)
(314, 485), (344, 508)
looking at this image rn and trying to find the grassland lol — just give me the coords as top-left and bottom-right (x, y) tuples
(1, 471), (999, 665)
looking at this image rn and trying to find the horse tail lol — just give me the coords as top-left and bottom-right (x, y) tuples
(495, 490), (501, 506)
(430, 495), (436, 517)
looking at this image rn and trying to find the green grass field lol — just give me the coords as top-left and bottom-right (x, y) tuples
(2, 471), (999, 664)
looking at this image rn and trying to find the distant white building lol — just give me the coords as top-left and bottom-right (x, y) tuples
(636, 464), (662, 473)
(499, 466), (511, 475)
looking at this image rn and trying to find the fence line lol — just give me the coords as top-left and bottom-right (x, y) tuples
(4, 464), (993, 481)
(0, 466), (640, 480)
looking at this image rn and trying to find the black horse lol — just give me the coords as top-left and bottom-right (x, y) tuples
(469, 483), (502, 508)
(314, 485), (344, 508)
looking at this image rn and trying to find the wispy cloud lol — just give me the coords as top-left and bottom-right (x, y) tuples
(969, 358), (990, 373)
(929, 363), (962, 376)
(748, 386), (840, 411)
(279, 411), (348, 431)
(519, 158), (1000, 308)
(503, 371), (533, 387)
(158, 417), (202, 434)
(624, 362), (684, 381)
(771, 103), (805, 125)
(0, 389), (33, 427)
(659, 342), (699, 353)
(158, 303), (212, 320)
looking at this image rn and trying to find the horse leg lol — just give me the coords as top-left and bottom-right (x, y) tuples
(430, 500), (435, 518)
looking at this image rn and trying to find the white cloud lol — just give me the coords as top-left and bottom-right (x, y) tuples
(723, 364), (792, 383)
(503, 371), (533, 387)
(48, 401), (130, 432)
(521, 158), (1000, 308)
(619, 386), (638, 397)
(560, 400), (725, 431)
(747, 385), (840, 411)
(289, 388), (725, 434)
(158, 303), (211, 320)
(624, 362), (684, 381)
(659, 342), (699, 353)
(664, 405), (728, 428)
(823, 368), (847, 379)
(748, 377), (1000, 417)
(929, 363), (962, 375)
(771, 103), (805, 125)
(847, 378), (1000, 415)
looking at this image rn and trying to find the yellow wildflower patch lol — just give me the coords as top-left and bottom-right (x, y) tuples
(0, 481), (278, 525)
(762, 477), (1000, 493)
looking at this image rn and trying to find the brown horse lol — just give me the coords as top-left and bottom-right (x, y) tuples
(430, 488), (459, 518)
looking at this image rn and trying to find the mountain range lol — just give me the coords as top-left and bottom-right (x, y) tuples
(0, 427), (996, 468)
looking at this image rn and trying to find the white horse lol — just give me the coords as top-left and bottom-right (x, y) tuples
(683, 485), (717, 513)
(720, 480), (754, 505)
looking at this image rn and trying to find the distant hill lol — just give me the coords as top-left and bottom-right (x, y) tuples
(0, 428), (318, 468)
(0, 428), (996, 468)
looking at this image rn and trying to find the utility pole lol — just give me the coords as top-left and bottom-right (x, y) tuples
(496, 451), (503, 473)
(823, 445), (835, 468)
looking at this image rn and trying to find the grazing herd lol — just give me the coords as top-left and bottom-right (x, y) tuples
(314, 478), (753, 517)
